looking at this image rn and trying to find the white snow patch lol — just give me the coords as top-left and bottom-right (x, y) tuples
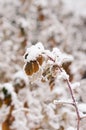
(24, 42), (44, 62)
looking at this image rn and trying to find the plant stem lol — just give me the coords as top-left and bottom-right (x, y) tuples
(57, 64), (80, 130)
(47, 55), (81, 130)
(66, 79), (80, 130)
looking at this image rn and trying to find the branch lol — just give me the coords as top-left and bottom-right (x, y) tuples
(54, 100), (75, 106)
(47, 55), (81, 130)
(65, 79), (80, 130)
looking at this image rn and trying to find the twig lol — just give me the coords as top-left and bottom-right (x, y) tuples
(47, 55), (81, 130)
(54, 100), (75, 106)
(56, 66), (80, 130)
(12, 108), (29, 114)
(65, 79), (80, 130)
(80, 115), (86, 120)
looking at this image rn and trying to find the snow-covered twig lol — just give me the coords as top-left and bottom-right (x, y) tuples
(54, 100), (74, 106)
(47, 55), (81, 130)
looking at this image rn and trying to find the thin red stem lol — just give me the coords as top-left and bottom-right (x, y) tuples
(66, 79), (80, 130)
(47, 55), (81, 130)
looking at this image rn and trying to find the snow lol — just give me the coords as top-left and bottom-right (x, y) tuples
(24, 42), (44, 62)
(0, 105), (10, 123)
(0, 0), (86, 130)
(66, 127), (75, 130)
(78, 103), (86, 113)
(71, 82), (80, 89)
(63, 0), (86, 16)
(1, 83), (13, 95)
(13, 71), (28, 84)
(58, 70), (69, 80)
